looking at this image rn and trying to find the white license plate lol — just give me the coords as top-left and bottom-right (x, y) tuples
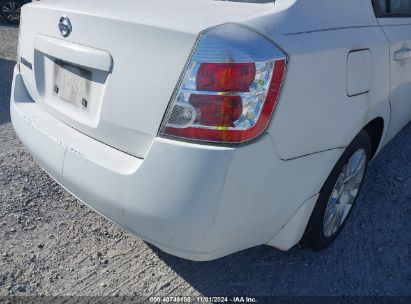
(53, 61), (91, 109)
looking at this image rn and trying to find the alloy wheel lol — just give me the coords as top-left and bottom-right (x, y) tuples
(322, 149), (367, 238)
(2, 1), (21, 23)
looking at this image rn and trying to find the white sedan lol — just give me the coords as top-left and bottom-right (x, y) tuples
(11, 0), (411, 261)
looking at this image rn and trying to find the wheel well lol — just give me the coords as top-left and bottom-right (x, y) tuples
(363, 118), (384, 160)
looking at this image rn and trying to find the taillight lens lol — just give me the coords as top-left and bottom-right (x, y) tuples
(189, 94), (243, 127)
(160, 24), (287, 144)
(196, 63), (256, 92)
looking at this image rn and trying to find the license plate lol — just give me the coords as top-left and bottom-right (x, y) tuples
(53, 61), (91, 109)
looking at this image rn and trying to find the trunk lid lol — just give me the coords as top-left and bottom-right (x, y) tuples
(19, 0), (275, 157)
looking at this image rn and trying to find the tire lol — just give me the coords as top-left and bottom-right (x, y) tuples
(301, 130), (372, 251)
(0, 0), (23, 24)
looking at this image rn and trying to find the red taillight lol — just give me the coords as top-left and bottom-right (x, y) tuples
(164, 60), (286, 143)
(196, 63), (256, 92)
(189, 94), (243, 127)
(160, 24), (287, 144)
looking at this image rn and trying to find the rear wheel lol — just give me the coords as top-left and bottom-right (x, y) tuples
(0, 0), (22, 24)
(302, 130), (372, 250)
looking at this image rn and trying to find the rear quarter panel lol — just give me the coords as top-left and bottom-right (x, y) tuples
(243, 0), (391, 159)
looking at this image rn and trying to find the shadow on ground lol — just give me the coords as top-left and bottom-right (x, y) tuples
(151, 123), (411, 296)
(0, 59), (15, 125)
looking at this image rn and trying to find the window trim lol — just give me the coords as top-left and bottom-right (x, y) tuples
(372, 0), (411, 18)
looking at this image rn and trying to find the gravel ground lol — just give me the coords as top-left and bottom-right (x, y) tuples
(0, 24), (410, 298)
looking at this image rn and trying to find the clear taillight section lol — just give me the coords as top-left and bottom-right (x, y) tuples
(160, 24), (286, 144)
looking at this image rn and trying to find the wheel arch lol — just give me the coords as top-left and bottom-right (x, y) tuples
(363, 117), (384, 160)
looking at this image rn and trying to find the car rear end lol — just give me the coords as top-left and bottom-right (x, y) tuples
(11, 0), (345, 260)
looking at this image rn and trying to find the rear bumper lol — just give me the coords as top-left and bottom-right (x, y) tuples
(11, 66), (343, 260)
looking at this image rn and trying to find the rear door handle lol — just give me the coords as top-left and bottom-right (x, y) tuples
(394, 48), (411, 61)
